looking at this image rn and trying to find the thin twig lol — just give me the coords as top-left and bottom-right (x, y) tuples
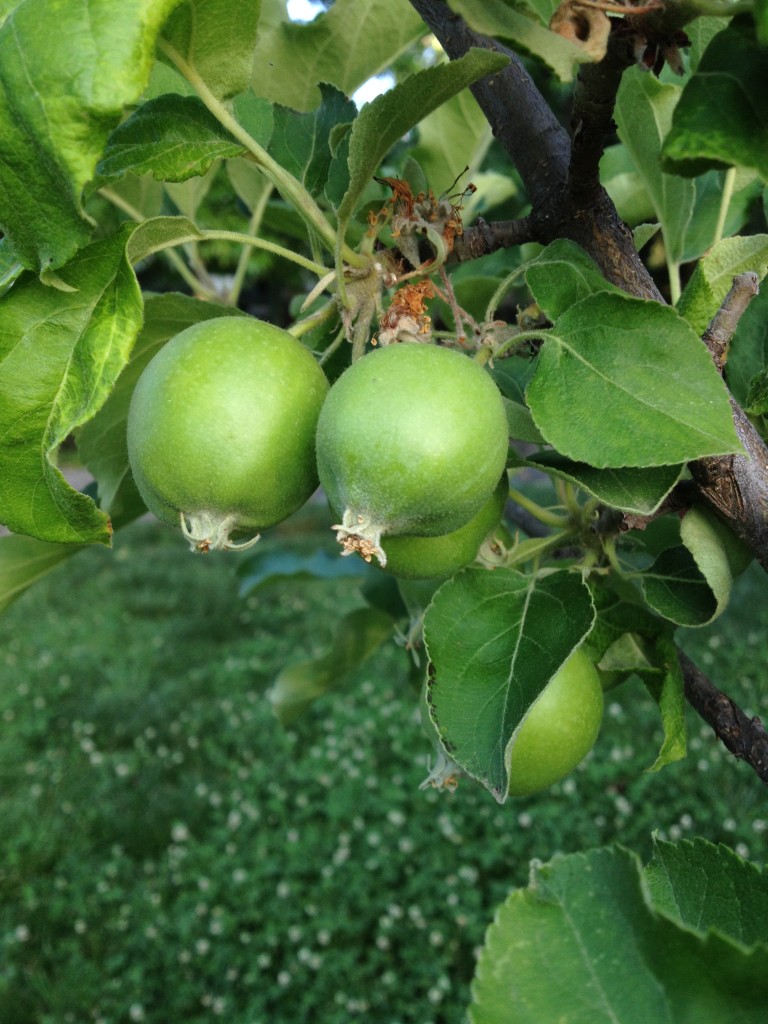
(702, 271), (760, 374)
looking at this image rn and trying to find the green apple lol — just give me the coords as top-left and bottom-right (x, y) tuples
(505, 648), (604, 797)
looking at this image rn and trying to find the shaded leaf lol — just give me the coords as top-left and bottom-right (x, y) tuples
(640, 546), (715, 627)
(269, 85), (357, 199)
(679, 503), (751, 619)
(232, 89), (275, 147)
(526, 292), (743, 468)
(268, 607), (394, 725)
(410, 88), (492, 194)
(726, 282), (768, 407)
(238, 547), (373, 595)
(746, 368), (768, 415)
(95, 173), (166, 221)
(250, 0), (424, 112)
(614, 67), (695, 268)
(0, 534), (83, 615)
(0, 236), (23, 297)
(0, 228), (142, 544)
(642, 634), (686, 771)
(662, 19), (768, 182)
(527, 451), (683, 515)
(503, 400), (545, 445)
(0, 0), (182, 273)
(163, 161), (221, 220)
(126, 216), (205, 265)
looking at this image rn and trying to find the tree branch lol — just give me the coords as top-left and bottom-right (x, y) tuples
(451, 216), (536, 262)
(570, 32), (637, 197)
(690, 274), (768, 573)
(679, 649), (768, 783)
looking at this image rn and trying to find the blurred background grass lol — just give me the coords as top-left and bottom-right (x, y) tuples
(1, 517), (766, 1024)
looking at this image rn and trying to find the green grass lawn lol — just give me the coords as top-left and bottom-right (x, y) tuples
(1, 519), (766, 1023)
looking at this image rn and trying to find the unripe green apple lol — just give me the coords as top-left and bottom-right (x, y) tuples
(379, 472), (508, 580)
(505, 648), (603, 797)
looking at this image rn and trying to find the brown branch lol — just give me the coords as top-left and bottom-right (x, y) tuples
(690, 274), (768, 574)
(679, 649), (768, 783)
(570, 32), (637, 197)
(702, 271), (760, 373)
(451, 215), (536, 262)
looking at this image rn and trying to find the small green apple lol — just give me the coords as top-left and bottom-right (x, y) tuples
(505, 648), (603, 797)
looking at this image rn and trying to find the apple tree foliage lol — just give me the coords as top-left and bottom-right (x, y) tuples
(1, 0), (768, 1018)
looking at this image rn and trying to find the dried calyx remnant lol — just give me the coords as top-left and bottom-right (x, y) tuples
(332, 510), (386, 566)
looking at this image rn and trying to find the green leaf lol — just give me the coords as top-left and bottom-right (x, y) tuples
(447, 0), (589, 82)
(758, 0), (768, 46)
(75, 293), (246, 520)
(601, 143), (655, 226)
(662, 19), (768, 182)
(646, 837), (768, 948)
(527, 451), (683, 515)
(268, 85), (357, 200)
(424, 566), (595, 802)
(161, 0), (261, 100)
(163, 162), (221, 221)
(332, 48), (510, 225)
(250, 0), (424, 112)
(746, 368), (768, 415)
(232, 89), (275, 147)
(681, 168), (763, 265)
(95, 173), (166, 222)
(642, 634), (686, 771)
(676, 234), (768, 336)
(614, 67), (697, 268)
(0, 227), (142, 544)
(125, 216), (205, 265)
(641, 546), (716, 627)
(97, 95), (246, 184)
(0, 236), (23, 297)
(267, 607), (394, 726)
(503, 399), (545, 445)
(226, 157), (273, 213)
(678, 504), (751, 625)
(470, 846), (768, 1024)
(0, 534), (83, 614)
(237, 548), (373, 596)
(0, 0), (182, 273)
(526, 292), (743, 468)
(727, 282), (768, 406)
(523, 239), (621, 321)
(410, 89), (493, 193)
